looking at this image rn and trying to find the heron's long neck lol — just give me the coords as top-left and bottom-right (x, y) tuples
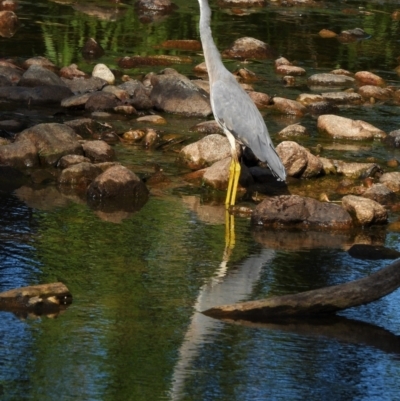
(198, 0), (223, 82)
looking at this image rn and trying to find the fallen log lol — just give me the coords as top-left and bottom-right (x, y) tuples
(203, 258), (400, 321)
(0, 282), (72, 314)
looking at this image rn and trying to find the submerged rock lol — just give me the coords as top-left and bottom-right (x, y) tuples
(222, 37), (276, 59)
(348, 244), (400, 260)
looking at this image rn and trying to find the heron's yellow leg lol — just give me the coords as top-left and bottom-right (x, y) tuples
(224, 209), (235, 251)
(225, 158), (236, 207)
(230, 160), (241, 206)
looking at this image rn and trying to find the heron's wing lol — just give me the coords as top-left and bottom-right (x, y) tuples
(211, 77), (286, 180)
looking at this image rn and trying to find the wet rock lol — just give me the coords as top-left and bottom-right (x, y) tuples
(278, 124), (309, 138)
(296, 93), (323, 105)
(150, 71), (211, 116)
(319, 157), (336, 175)
(81, 38), (105, 59)
(22, 57), (57, 73)
(355, 71), (385, 87)
(57, 162), (103, 187)
(306, 101), (338, 116)
(85, 91), (121, 112)
(179, 133), (238, 170)
(118, 79), (153, 110)
(143, 129), (158, 147)
(0, 119), (25, 133)
(222, 37), (276, 60)
(334, 160), (382, 178)
(123, 129), (146, 142)
(275, 58), (306, 76)
(362, 183), (396, 205)
(92, 63), (115, 85)
(320, 91), (362, 105)
(276, 141), (322, 178)
(136, 115), (166, 124)
(0, 85), (73, 104)
(190, 120), (223, 135)
(319, 29), (337, 38)
(358, 85), (393, 102)
(59, 64), (87, 79)
(18, 65), (66, 87)
(384, 129), (400, 148)
(87, 165), (149, 212)
(307, 73), (354, 88)
(317, 115), (386, 140)
(0, 65), (21, 84)
(102, 85), (130, 102)
(337, 28), (370, 43)
(82, 140), (115, 163)
(348, 244), (400, 260)
(61, 92), (92, 108)
(0, 139), (39, 168)
(114, 105), (137, 115)
(269, 97), (306, 116)
(64, 118), (100, 138)
(57, 154), (91, 169)
(379, 172), (400, 192)
(342, 195), (388, 225)
(0, 10), (19, 38)
(247, 91), (271, 108)
(251, 194), (353, 230)
(202, 157), (253, 190)
(16, 123), (82, 166)
(62, 76), (107, 94)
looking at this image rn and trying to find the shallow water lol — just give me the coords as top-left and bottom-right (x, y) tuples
(1, 0), (400, 400)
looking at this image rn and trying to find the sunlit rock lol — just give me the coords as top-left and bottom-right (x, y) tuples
(150, 70), (211, 117)
(320, 91), (362, 105)
(355, 71), (385, 87)
(276, 141), (322, 178)
(179, 134), (239, 170)
(222, 37), (276, 60)
(342, 195), (388, 226)
(379, 172), (400, 192)
(92, 63), (115, 85)
(307, 73), (355, 89)
(317, 115), (386, 140)
(318, 29), (337, 38)
(277, 124), (309, 138)
(358, 85), (393, 101)
(82, 140), (115, 163)
(269, 97), (307, 116)
(251, 194), (353, 230)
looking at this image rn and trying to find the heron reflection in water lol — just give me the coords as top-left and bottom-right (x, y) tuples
(197, 0), (286, 208)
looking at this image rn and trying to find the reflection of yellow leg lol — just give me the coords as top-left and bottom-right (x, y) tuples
(225, 158), (241, 207)
(224, 209), (235, 253)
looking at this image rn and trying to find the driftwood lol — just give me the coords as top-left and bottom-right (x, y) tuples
(203, 258), (400, 321)
(0, 282), (72, 315)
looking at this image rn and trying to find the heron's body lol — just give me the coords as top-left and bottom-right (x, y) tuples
(197, 0), (286, 206)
